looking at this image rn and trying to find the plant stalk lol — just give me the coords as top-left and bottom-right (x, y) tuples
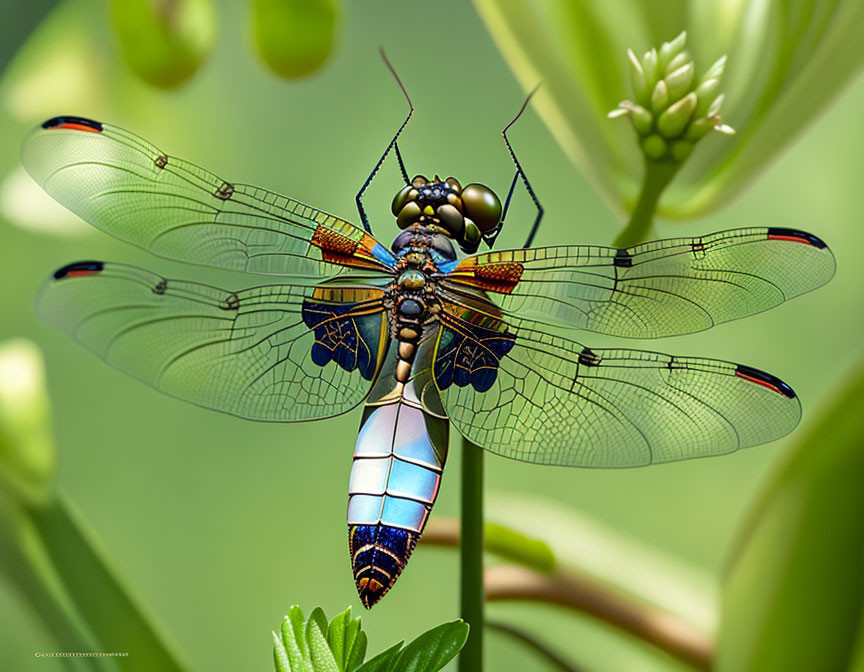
(614, 159), (680, 248)
(26, 491), (192, 672)
(458, 437), (484, 671)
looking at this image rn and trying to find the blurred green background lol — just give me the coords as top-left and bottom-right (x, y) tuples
(0, 1), (862, 670)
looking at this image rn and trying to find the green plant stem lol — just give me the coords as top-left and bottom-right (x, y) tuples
(25, 490), (192, 672)
(421, 517), (555, 573)
(458, 437), (484, 672)
(613, 159), (681, 248)
(0, 499), (102, 671)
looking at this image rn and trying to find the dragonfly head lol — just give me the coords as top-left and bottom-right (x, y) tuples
(391, 175), (502, 254)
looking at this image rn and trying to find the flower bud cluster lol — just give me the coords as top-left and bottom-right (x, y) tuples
(609, 31), (734, 162)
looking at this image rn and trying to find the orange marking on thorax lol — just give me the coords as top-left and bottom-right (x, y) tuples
(449, 258), (524, 294)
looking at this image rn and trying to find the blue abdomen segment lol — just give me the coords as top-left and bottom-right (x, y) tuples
(347, 376), (448, 608)
(348, 525), (419, 607)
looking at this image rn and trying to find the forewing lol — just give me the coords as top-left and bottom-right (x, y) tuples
(22, 116), (397, 278)
(434, 310), (800, 467)
(38, 262), (390, 422)
(442, 227), (835, 338)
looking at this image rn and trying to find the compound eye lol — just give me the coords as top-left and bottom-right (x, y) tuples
(461, 183), (502, 233)
(445, 177), (462, 194)
(391, 185), (414, 216)
(436, 203), (465, 238)
(460, 220), (481, 254)
(397, 202), (422, 229)
(411, 174), (429, 188)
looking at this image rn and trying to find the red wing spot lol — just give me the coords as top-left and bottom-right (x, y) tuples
(53, 261), (105, 280)
(54, 123), (101, 133)
(736, 371), (778, 393)
(766, 228), (827, 249)
(735, 370), (795, 399)
(768, 235), (809, 245)
(42, 116), (104, 133)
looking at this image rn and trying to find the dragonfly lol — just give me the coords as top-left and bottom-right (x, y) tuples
(22, 80), (834, 609)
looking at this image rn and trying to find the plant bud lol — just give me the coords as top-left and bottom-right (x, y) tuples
(609, 31), (734, 163)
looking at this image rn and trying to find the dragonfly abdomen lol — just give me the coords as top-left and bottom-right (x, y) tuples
(347, 336), (448, 608)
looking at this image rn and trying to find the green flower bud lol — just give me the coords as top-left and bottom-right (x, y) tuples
(0, 340), (54, 506)
(701, 55), (727, 83)
(642, 135), (667, 160)
(641, 49), (659, 89)
(110, 0), (215, 89)
(253, 0), (339, 79)
(651, 80), (669, 113)
(708, 93), (725, 116)
(658, 92), (697, 138)
(684, 117), (717, 142)
(627, 49), (648, 105)
(609, 31), (734, 163)
(665, 62), (695, 100)
(657, 31), (687, 72)
(671, 140), (694, 162)
(667, 51), (691, 75)
(694, 78), (721, 117)
(607, 100), (653, 135)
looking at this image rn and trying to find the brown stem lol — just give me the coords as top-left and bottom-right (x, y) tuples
(485, 565), (712, 670)
(422, 516), (461, 547)
(421, 518), (714, 670)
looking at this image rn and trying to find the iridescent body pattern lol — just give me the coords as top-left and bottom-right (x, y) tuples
(25, 117), (835, 611)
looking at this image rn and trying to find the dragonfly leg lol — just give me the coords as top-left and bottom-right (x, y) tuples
(499, 85), (544, 249)
(355, 48), (414, 234)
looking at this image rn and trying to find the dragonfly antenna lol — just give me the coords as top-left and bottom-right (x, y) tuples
(500, 84), (544, 249)
(379, 46), (413, 113)
(355, 48), (414, 232)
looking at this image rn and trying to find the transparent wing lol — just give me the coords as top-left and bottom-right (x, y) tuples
(38, 261), (390, 422)
(442, 227), (835, 338)
(433, 308), (801, 467)
(22, 116), (397, 279)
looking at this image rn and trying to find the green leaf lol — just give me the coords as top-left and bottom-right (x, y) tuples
(273, 606), (373, 672)
(392, 621), (469, 672)
(109, 0), (215, 89)
(307, 607), (329, 643)
(346, 631), (367, 672)
(306, 616), (340, 672)
(252, 0), (339, 79)
(326, 608), (349, 670)
(0, 340), (54, 506)
(274, 630), (291, 672)
(327, 607), (366, 672)
(0, 498), (101, 668)
(717, 359), (864, 671)
(281, 607), (312, 672)
(28, 492), (192, 671)
(354, 641), (404, 672)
